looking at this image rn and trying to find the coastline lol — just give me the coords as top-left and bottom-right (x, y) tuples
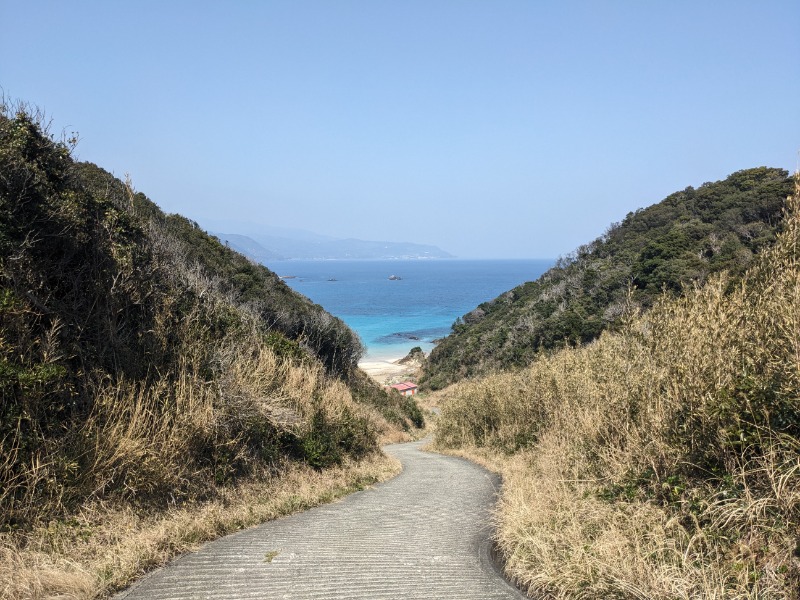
(359, 354), (418, 384)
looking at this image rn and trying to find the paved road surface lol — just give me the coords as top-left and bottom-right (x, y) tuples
(117, 439), (526, 599)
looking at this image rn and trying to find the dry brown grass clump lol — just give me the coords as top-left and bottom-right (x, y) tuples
(434, 176), (800, 598)
(0, 281), (381, 523)
(0, 284), (403, 598)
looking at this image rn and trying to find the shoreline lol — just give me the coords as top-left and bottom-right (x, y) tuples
(359, 354), (418, 384)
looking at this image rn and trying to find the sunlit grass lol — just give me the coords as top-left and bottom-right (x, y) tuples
(0, 453), (400, 599)
(434, 176), (800, 598)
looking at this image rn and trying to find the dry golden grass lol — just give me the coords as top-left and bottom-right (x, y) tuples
(1, 109), (424, 599)
(0, 262), (409, 599)
(1, 264), (386, 512)
(0, 452), (400, 600)
(433, 176), (800, 598)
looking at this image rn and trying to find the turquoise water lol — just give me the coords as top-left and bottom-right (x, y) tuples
(266, 259), (553, 361)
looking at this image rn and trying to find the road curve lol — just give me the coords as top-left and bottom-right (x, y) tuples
(116, 439), (526, 599)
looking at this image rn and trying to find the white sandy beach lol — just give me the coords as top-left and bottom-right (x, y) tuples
(359, 356), (418, 384)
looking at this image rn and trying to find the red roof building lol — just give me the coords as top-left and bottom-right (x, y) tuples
(387, 381), (418, 396)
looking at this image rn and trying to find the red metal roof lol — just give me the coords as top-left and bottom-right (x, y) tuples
(389, 382), (417, 391)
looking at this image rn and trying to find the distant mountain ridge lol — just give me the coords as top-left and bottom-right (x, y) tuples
(215, 230), (453, 260)
(216, 233), (287, 261)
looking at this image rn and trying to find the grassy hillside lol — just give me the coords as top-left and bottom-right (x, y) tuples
(433, 174), (800, 598)
(423, 167), (793, 389)
(73, 160), (366, 376)
(0, 104), (420, 597)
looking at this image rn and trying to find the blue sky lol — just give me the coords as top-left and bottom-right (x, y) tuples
(2, 1), (798, 258)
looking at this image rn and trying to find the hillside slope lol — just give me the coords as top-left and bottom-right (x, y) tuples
(433, 174), (800, 598)
(0, 103), (421, 535)
(74, 161), (367, 376)
(423, 167), (793, 389)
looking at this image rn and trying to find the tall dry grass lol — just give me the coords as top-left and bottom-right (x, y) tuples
(0, 453), (399, 599)
(1, 286), (378, 522)
(1, 106), (418, 598)
(435, 176), (800, 598)
(0, 257), (401, 598)
(0, 287), (402, 599)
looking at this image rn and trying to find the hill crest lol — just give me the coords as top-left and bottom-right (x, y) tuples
(422, 166), (793, 389)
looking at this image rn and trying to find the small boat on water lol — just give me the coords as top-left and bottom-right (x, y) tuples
(388, 275), (402, 280)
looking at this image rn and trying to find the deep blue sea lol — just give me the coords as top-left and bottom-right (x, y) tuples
(264, 259), (553, 361)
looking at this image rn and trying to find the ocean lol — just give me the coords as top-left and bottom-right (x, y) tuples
(265, 259), (553, 361)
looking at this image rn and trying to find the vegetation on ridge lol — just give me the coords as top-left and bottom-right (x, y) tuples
(423, 167), (793, 389)
(433, 174), (800, 598)
(0, 103), (420, 598)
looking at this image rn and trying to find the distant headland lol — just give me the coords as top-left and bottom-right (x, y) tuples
(213, 226), (453, 261)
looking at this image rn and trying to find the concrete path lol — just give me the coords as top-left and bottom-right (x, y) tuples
(117, 439), (526, 599)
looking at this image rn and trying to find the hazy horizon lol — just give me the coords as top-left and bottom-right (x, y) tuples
(2, 1), (798, 259)
(202, 218), (495, 260)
